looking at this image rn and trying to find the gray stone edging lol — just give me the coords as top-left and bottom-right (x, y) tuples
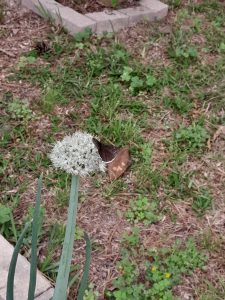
(22, 0), (168, 35)
(0, 235), (54, 300)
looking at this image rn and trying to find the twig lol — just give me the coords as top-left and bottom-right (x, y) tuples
(0, 48), (16, 58)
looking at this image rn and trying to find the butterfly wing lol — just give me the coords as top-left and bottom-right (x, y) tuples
(108, 147), (130, 181)
(93, 138), (119, 163)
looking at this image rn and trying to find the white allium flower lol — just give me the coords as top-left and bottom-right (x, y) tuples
(49, 132), (106, 176)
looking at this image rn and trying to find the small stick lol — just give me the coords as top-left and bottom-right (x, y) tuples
(0, 48), (16, 58)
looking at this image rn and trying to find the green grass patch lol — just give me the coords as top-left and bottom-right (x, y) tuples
(106, 238), (207, 300)
(126, 196), (161, 225)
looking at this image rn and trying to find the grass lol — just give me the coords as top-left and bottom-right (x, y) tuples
(1, 0), (225, 299)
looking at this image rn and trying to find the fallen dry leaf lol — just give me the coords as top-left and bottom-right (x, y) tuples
(107, 147), (130, 181)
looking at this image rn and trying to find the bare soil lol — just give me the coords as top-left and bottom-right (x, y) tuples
(56, 0), (139, 14)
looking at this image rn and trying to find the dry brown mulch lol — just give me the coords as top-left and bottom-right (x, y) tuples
(56, 0), (139, 14)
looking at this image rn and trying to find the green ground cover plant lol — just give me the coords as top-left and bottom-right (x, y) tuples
(106, 238), (207, 300)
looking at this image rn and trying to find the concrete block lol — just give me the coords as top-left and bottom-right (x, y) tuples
(35, 288), (54, 299)
(0, 235), (54, 300)
(22, 0), (96, 34)
(86, 10), (129, 33)
(22, 0), (168, 35)
(140, 0), (168, 19)
(119, 6), (155, 26)
(57, 7), (96, 34)
(22, 0), (63, 16)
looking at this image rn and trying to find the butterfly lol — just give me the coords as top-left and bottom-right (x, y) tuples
(92, 138), (119, 163)
(92, 138), (130, 180)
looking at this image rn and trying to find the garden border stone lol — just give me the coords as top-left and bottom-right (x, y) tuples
(22, 0), (168, 35)
(0, 235), (54, 300)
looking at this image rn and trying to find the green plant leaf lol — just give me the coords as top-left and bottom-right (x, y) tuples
(121, 66), (133, 82)
(53, 175), (79, 300)
(6, 222), (31, 300)
(77, 232), (92, 300)
(0, 205), (11, 224)
(146, 75), (156, 87)
(28, 174), (43, 300)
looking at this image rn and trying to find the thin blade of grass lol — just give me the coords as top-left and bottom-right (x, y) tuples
(28, 174), (43, 300)
(6, 222), (31, 300)
(77, 232), (92, 300)
(53, 175), (79, 300)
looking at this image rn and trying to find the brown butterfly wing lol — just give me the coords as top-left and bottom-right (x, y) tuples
(93, 138), (119, 163)
(108, 147), (130, 181)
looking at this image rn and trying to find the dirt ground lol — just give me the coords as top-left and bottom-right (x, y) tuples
(56, 0), (138, 14)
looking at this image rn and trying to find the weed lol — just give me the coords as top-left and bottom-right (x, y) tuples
(84, 284), (99, 300)
(89, 82), (123, 121)
(0, 131), (11, 148)
(200, 230), (223, 253)
(7, 99), (33, 121)
(133, 143), (163, 192)
(16, 56), (37, 70)
(191, 0), (223, 14)
(122, 227), (140, 248)
(14, 64), (53, 85)
(126, 196), (160, 225)
(40, 84), (66, 113)
(39, 222), (65, 279)
(75, 226), (84, 240)
(192, 189), (213, 216)
(212, 16), (225, 29)
(56, 188), (70, 206)
(107, 238), (206, 300)
(166, 170), (193, 198)
(168, 0), (181, 9)
(161, 238), (206, 277)
(172, 122), (209, 152)
(120, 66), (157, 95)
(86, 45), (129, 78)
(111, 0), (119, 8)
(120, 100), (147, 115)
(163, 96), (193, 114)
(0, 204), (17, 242)
(86, 117), (143, 147)
(74, 27), (92, 43)
(198, 278), (225, 300)
(102, 179), (126, 199)
(135, 142), (153, 164)
(168, 45), (198, 64)
(51, 172), (71, 206)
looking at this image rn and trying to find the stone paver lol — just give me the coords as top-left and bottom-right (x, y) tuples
(22, 0), (96, 34)
(86, 10), (128, 33)
(119, 6), (155, 26)
(140, 0), (168, 19)
(0, 235), (54, 300)
(57, 7), (96, 34)
(22, 0), (168, 35)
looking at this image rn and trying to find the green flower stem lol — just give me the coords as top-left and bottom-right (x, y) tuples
(53, 175), (79, 300)
(28, 174), (42, 300)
